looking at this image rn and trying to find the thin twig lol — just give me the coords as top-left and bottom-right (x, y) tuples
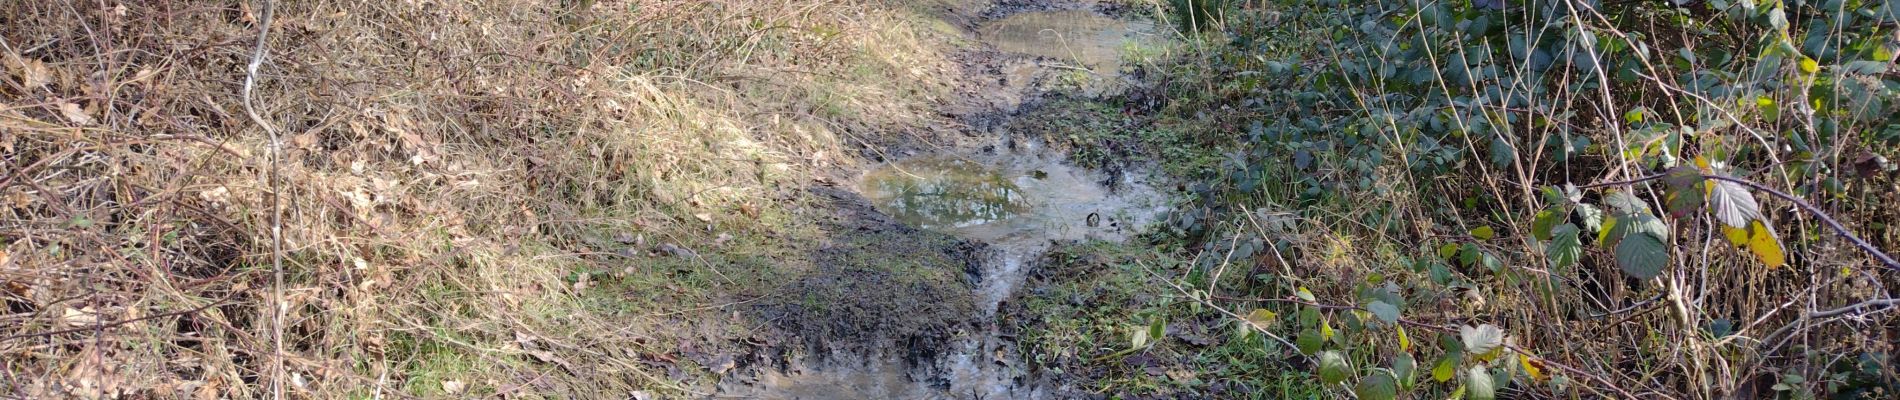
(1576, 172), (1900, 271)
(238, 0), (282, 398)
(1702, 175), (1900, 271)
(0, 290), (246, 343)
(1805, 297), (1900, 319)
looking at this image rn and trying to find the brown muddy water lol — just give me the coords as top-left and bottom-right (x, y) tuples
(717, 8), (1170, 400)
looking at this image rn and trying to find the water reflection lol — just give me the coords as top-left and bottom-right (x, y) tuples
(978, 10), (1158, 72)
(862, 157), (1030, 230)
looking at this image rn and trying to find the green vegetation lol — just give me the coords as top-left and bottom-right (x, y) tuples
(6, 0), (1896, 398)
(2, 0), (976, 397)
(1016, 0), (1900, 398)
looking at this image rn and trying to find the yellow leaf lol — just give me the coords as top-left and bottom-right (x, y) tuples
(1722, 220), (1784, 268)
(1470, 226), (1496, 241)
(1245, 309), (1277, 327)
(1596, 215), (1619, 245)
(1721, 224), (1749, 246)
(1320, 318), (1335, 341)
(1744, 220), (1786, 269)
(1694, 155), (1711, 172)
(1519, 353), (1547, 381)
(1397, 325), (1412, 352)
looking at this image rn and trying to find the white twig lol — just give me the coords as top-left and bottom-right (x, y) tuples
(238, 1), (283, 399)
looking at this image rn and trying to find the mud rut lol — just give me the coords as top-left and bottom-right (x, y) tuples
(715, 2), (1169, 398)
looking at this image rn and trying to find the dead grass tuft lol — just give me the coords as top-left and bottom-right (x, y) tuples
(1, 0), (965, 397)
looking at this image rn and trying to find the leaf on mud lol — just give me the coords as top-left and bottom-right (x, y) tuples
(1459, 324), (1504, 359)
(656, 243), (696, 258)
(1318, 350), (1351, 384)
(707, 354), (735, 374)
(1707, 176), (1761, 228)
(1722, 220), (1786, 268)
(1613, 233), (1669, 279)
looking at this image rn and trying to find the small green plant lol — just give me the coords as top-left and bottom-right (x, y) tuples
(1166, 0), (1231, 33)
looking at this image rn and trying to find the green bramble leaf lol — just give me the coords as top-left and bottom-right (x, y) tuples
(1547, 223), (1582, 270)
(1318, 350), (1351, 385)
(1368, 301), (1400, 324)
(1468, 365), (1497, 400)
(1614, 232), (1670, 279)
(1355, 371), (1399, 400)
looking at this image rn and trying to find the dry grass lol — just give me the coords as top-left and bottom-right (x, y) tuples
(1, 0), (969, 397)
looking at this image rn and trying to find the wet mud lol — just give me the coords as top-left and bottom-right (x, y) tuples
(716, 2), (1171, 398)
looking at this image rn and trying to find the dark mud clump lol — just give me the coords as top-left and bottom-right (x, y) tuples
(760, 186), (984, 349)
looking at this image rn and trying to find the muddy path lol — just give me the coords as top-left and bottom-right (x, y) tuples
(711, 1), (1172, 398)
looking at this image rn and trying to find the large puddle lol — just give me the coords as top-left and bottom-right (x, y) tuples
(860, 144), (1166, 314)
(723, 7), (1172, 400)
(731, 142), (1167, 399)
(978, 10), (1163, 77)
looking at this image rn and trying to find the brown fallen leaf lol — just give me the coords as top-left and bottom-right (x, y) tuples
(58, 101), (93, 125)
(62, 306), (99, 326)
(13, 57), (50, 90)
(441, 380), (465, 394)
